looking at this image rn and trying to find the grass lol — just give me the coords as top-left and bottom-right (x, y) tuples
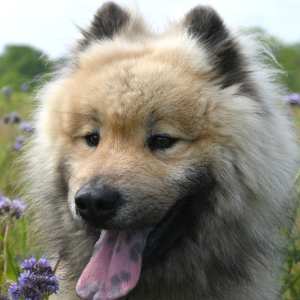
(0, 91), (300, 298)
(0, 91), (35, 285)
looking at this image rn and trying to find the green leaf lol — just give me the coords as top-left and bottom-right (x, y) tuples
(21, 218), (27, 257)
(6, 245), (19, 280)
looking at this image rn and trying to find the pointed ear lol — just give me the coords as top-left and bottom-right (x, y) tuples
(79, 2), (130, 48)
(184, 6), (251, 93)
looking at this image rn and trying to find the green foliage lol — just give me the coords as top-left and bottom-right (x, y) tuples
(280, 203), (300, 299)
(0, 92), (34, 284)
(0, 45), (52, 90)
(275, 44), (300, 93)
(244, 27), (300, 93)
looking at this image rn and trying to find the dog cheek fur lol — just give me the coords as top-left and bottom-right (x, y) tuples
(23, 3), (299, 300)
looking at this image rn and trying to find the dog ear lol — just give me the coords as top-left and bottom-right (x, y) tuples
(184, 6), (250, 92)
(79, 2), (130, 48)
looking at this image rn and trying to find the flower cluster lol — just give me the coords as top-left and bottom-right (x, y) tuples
(8, 256), (59, 300)
(284, 93), (300, 106)
(13, 135), (26, 152)
(11, 199), (26, 220)
(0, 193), (26, 220)
(2, 110), (35, 152)
(0, 194), (11, 216)
(2, 87), (13, 96)
(2, 112), (21, 125)
(19, 121), (34, 134)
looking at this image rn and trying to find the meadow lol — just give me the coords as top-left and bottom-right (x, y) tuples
(0, 40), (300, 299)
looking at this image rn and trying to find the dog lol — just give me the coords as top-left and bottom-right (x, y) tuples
(25, 2), (299, 299)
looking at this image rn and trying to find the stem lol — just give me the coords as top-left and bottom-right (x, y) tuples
(3, 220), (11, 280)
(6, 122), (14, 189)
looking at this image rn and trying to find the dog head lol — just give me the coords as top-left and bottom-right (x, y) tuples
(29, 2), (298, 299)
(46, 3), (252, 232)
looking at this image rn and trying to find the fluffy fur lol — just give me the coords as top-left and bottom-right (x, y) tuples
(25, 2), (298, 299)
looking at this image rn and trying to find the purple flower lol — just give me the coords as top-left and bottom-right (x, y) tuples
(0, 195), (25, 219)
(1, 112), (21, 125)
(7, 255), (60, 299)
(10, 111), (21, 124)
(19, 121), (34, 133)
(2, 114), (10, 124)
(22, 288), (40, 300)
(18, 255), (59, 296)
(2, 87), (13, 96)
(0, 194), (12, 216)
(20, 83), (29, 92)
(284, 93), (300, 106)
(8, 284), (23, 300)
(11, 199), (26, 219)
(8, 284), (40, 300)
(13, 142), (23, 152)
(21, 256), (52, 277)
(21, 256), (38, 271)
(16, 135), (26, 144)
(19, 270), (32, 287)
(13, 136), (26, 152)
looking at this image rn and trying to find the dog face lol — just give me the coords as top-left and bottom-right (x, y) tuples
(52, 41), (219, 231)
(44, 4), (253, 236)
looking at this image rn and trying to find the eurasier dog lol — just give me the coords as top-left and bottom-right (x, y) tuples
(25, 2), (298, 299)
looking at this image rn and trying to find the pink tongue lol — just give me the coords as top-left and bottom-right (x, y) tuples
(76, 229), (150, 300)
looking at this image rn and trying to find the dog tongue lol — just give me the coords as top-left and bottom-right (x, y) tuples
(76, 229), (150, 300)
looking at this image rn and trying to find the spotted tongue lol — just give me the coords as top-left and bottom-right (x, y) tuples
(76, 229), (150, 300)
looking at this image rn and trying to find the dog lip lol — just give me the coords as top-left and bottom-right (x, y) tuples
(142, 196), (189, 267)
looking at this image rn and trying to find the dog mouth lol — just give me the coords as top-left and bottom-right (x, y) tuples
(76, 196), (190, 300)
(142, 195), (187, 266)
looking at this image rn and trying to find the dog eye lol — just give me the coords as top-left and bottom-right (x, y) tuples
(148, 135), (178, 150)
(86, 133), (100, 147)
(154, 137), (171, 147)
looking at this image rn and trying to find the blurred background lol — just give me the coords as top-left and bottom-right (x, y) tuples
(0, 0), (300, 299)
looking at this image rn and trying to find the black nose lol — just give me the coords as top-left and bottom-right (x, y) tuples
(75, 182), (120, 227)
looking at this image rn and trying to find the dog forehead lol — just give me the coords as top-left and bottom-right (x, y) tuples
(64, 52), (207, 132)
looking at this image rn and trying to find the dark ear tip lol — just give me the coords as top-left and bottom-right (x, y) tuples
(183, 5), (248, 91)
(185, 5), (220, 18)
(80, 1), (130, 48)
(186, 5), (218, 17)
(95, 1), (124, 17)
(184, 5), (224, 30)
(184, 5), (227, 44)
